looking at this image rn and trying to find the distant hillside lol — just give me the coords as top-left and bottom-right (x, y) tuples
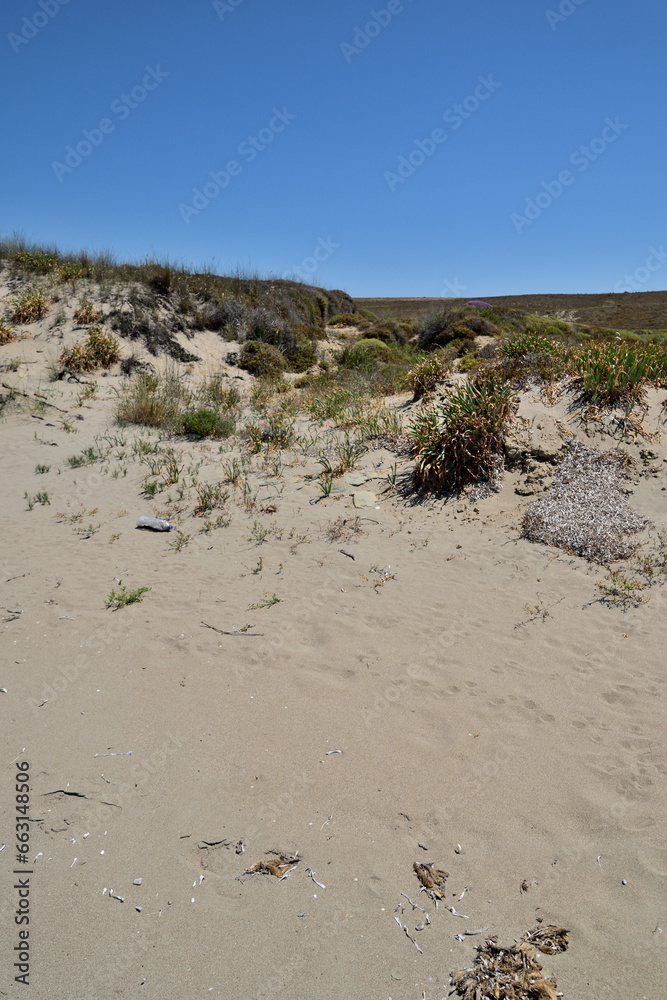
(356, 291), (667, 333)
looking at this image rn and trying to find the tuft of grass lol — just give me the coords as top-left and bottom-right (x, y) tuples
(11, 287), (50, 324)
(0, 318), (18, 345)
(24, 490), (50, 508)
(116, 368), (187, 431)
(411, 376), (516, 491)
(596, 570), (648, 607)
(35, 463), (50, 474)
(248, 591), (281, 609)
(406, 353), (449, 400)
(193, 481), (229, 515)
(60, 327), (120, 372)
(67, 446), (99, 468)
(73, 299), (100, 324)
(105, 582), (151, 609)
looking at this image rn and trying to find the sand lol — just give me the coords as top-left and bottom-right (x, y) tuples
(1, 286), (666, 999)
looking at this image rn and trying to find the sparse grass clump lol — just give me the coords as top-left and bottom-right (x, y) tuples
(60, 327), (120, 371)
(116, 369), (186, 431)
(106, 582), (150, 609)
(11, 287), (50, 324)
(73, 299), (100, 324)
(411, 377), (517, 491)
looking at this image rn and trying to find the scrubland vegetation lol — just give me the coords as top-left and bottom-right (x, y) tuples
(2, 234), (667, 509)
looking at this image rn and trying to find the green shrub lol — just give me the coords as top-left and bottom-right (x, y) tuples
(342, 338), (393, 365)
(364, 319), (414, 345)
(328, 313), (373, 330)
(417, 307), (500, 351)
(286, 339), (318, 373)
(239, 340), (286, 377)
(182, 407), (235, 438)
(457, 351), (483, 373)
(12, 249), (59, 275)
(411, 378), (517, 491)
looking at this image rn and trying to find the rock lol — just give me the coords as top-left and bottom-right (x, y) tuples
(345, 472), (370, 487)
(352, 490), (377, 508)
(531, 438), (566, 463)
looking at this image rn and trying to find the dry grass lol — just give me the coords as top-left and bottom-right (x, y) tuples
(60, 327), (120, 372)
(11, 287), (50, 324)
(0, 318), (18, 345)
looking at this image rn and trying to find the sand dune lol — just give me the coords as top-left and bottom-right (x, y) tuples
(1, 280), (666, 999)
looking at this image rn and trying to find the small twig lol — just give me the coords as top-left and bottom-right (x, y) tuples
(305, 868), (326, 889)
(404, 926), (423, 953)
(2, 382), (68, 412)
(201, 620), (264, 636)
(338, 549), (355, 560)
(400, 892), (429, 918)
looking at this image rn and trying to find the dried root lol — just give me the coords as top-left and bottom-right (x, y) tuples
(413, 861), (449, 900)
(243, 851), (301, 878)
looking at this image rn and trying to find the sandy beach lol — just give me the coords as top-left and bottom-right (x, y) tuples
(1, 278), (666, 1000)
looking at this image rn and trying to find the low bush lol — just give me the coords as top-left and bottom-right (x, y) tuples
(0, 318), (18, 345)
(342, 338), (395, 366)
(327, 312), (373, 330)
(406, 353), (449, 400)
(411, 378), (517, 491)
(239, 340), (286, 377)
(182, 407), (235, 438)
(11, 287), (50, 324)
(73, 299), (100, 324)
(286, 338), (318, 373)
(364, 319), (414, 345)
(60, 327), (120, 371)
(417, 306), (500, 351)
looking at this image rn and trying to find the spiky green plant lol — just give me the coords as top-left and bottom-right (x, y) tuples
(570, 340), (667, 408)
(411, 377), (517, 491)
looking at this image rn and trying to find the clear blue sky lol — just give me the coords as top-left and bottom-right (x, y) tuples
(2, 0), (666, 297)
